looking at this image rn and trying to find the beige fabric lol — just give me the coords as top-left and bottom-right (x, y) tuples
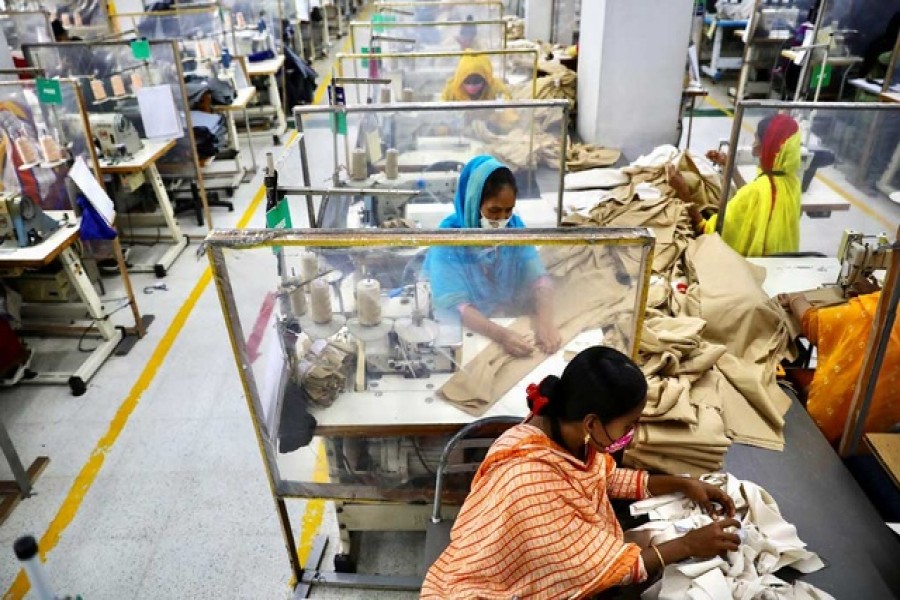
(439, 246), (635, 415)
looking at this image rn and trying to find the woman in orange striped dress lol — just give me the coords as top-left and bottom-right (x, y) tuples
(422, 347), (740, 599)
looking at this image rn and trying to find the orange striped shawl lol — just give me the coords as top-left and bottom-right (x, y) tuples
(422, 424), (649, 599)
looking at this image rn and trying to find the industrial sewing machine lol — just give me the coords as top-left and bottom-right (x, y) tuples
(0, 194), (60, 248)
(88, 113), (143, 161)
(837, 230), (893, 295)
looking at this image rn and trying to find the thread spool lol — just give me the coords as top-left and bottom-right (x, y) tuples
(300, 251), (318, 282)
(90, 79), (107, 102)
(379, 87), (391, 104)
(288, 279), (307, 316)
(73, 12), (82, 26)
(110, 75), (126, 97)
(131, 73), (144, 91)
(39, 134), (63, 163)
(401, 87), (414, 102)
(15, 135), (38, 165)
(310, 279), (332, 324)
(414, 281), (431, 316)
(349, 148), (367, 181)
(356, 279), (382, 326)
(384, 148), (399, 180)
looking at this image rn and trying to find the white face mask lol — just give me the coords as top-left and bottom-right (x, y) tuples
(480, 216), (510, 229)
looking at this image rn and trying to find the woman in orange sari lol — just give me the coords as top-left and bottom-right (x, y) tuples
(779, 290), (900, 443)
(421, 347), (740, 600)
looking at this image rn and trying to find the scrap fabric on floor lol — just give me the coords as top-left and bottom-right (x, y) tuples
(630, 473), (834, 600)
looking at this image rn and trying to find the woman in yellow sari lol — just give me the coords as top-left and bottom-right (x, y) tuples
(670, 114), (802, 257)
(779, 290), (900, 444)
(422, 347), (739, 600)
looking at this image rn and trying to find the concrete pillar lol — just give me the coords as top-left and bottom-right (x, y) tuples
(525, 0), (553, 42)
(577, 0), (693, 159)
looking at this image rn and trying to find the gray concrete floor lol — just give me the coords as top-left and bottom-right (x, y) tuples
(1, 23), (898, 600)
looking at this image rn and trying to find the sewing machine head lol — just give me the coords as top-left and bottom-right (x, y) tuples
(0, 194), (60, 248)
(837, 230), (892, 295)
(88, 113), (143, 161)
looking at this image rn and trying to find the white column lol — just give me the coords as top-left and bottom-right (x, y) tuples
(525, 0), (553, 42)
(577, 0), (693, 159)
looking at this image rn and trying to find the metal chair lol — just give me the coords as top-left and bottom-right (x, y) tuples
(420, 415), (521, 575)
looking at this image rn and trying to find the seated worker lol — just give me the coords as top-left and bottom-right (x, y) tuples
(441, 53), (509, 102)
(422, 346), (740, 599)
(424, 155), (560, 357)
(456, 15), (480, 50)
(778, 288), (899, 444)
(668, 114), (802, 257)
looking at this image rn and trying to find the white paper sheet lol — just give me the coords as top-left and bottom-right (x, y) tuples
(69, 156), (115, 226)
(136, 85), (183, 140)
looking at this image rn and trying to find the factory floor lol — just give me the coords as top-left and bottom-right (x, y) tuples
(1, 43), (899, 600)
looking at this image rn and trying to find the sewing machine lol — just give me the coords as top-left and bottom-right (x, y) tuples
(0, 194), (60, 248)
(837, 230), (892, 295)
(88, 113), (143, 161)
(357, 171), (459, 225)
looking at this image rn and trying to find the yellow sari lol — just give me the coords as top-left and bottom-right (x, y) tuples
(805, 292), (900, 443)
(705, 132), (802, 257)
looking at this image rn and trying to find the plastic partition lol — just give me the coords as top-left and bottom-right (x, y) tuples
(718, 100), (900, 257)
(205, 227), (654, 504)
(291, 99), (569, 229)
(0, 78), (99, 210)
(371, 1), (503, 23)
(0, 11), (51, 50)
(334, 48), (538, 105)
(349, 19), (508, 55)
(23, 39), (211, 222)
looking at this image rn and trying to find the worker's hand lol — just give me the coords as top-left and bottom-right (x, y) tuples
(501, 329), (534, 358)
(680, 519), (742, 559)
(679, 478), (736, 518)
(705, 150), (728, 166)
(534, 319), (561, 355)
(777, 293), (804, 312)
(666, 165), (692, 203)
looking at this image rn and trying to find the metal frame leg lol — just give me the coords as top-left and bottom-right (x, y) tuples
(243, 106), (258, 177)
(0, 420), (31, 496)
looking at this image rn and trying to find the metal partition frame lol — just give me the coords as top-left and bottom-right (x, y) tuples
(292, 99), (569, 228)
(333, 47), (540, 104)
(349, 18), (509, 55)
(204, 225), (655, 590)
(372, 1), (504, 21)
(0, 10), (52, 50)
(23, 38), (215, 228)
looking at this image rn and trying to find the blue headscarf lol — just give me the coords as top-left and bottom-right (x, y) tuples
(425, 155), (545, 315)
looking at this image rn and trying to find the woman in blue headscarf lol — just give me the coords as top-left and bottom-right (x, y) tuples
(425, 155), (560, 357)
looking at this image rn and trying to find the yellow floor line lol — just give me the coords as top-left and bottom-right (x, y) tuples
(704, 94), (895, 230)
(3, 179), (270, 600)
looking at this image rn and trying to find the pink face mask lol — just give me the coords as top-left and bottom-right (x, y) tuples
(602, 426), (635, 453)
(463, 82), (485, 97)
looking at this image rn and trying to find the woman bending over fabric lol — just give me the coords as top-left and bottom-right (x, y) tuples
(778, 289), (899, 444)
(421, 346), (740, 599)
(424, 155), (560, 357)
(669, 114), (802, 257)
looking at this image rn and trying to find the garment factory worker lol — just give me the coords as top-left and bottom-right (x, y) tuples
(778, 288), (899, 444)
(424, 155), (561, 357)
(441, 53), (509, 102)
(669, 114), (802, 257)
(421, 346), (740, 600)
(456, 15), (480, 50)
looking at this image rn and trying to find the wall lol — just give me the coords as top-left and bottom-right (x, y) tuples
(577, 0), (693, 159)
(525, 0), (553, 42)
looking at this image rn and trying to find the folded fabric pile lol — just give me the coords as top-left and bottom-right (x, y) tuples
(556, 147), (797, 473)
(190, 110), (227, 159)
(628, 473), (833, 600)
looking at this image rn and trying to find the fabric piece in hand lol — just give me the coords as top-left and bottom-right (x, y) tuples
(421, 423), (649, 599)
(630, 473), (833, 600)
(438, 246), (637, 415)
(804, 292), (900, 443)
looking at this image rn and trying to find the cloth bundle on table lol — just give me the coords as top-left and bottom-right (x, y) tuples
(292, 330), (356, 408)
(438, 245), (639, 415)
(629, 473), (833, 600)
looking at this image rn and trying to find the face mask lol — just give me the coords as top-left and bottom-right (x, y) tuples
(463, 82), (485, 97)
(480, 216), (510, 229)
(602, 426), (635, 453)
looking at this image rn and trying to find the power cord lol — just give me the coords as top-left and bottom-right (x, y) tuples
(77, 299), (133, 353)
